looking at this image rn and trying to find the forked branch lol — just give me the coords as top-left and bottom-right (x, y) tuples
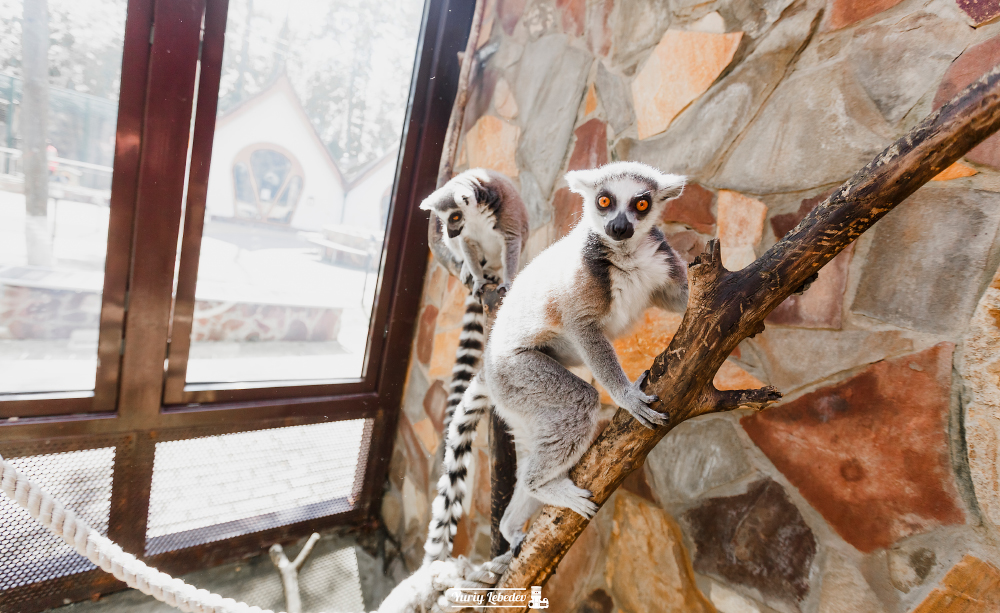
(494, 64), (1000, 606)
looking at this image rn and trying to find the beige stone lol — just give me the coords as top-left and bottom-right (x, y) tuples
(428, 327), (463, 380)
(437, 276), (470, 330)
(632, 30), (742, 139)
(465, 115), (520, 177)
(932, 161), (977, 181)
(411, 417), (440, 455)
(494, 77), (519, 120)
(598, 309), (683, 404)
(817, 550), (884, 613)
(709, 582), (761, 613)
(585, 82), (598, 116)
(717, 190), (766, 271)
(959, 265), (1000, 532)
(605, 493), (714, 613)
(714, 360), (765, 391)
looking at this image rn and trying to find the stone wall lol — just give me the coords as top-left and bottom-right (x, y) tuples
(383, 0), (1000, 611)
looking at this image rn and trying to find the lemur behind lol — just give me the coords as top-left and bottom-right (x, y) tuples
(420, 169), (530, 430)
(425, 162), (688, 562)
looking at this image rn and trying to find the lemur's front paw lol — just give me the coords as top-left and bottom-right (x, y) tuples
(496, 282), (511, 297)
(619, 371), (667, 429)
(471, 279), (487, 298)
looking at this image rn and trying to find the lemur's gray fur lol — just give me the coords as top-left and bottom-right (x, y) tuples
(421, 169), (529, 431)
(421, 168), (530, 298)
(425, 162), (688, 562)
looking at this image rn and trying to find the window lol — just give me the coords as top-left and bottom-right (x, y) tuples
(0, 0), (475, 610)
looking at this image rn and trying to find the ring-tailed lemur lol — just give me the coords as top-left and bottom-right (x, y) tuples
(425, 162), (688, 561)
(421, 169), (530, 429)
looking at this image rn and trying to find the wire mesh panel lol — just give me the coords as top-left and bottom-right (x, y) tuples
(0, 447), (115, 590)
(233, 544), (365, 612)
(146, 419), (372, 555)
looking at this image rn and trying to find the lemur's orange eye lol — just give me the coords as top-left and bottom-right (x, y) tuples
(598, 196), (611, 208)
(636, 199), (649, 212)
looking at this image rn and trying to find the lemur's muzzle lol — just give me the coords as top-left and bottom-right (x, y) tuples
(606, 213), (634, 241)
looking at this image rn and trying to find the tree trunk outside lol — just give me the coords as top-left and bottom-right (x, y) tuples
(22, 0), (53, 268)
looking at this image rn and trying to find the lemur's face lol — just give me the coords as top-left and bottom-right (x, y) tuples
(419, 170), (492, 240)
(566, 162), (685, 244)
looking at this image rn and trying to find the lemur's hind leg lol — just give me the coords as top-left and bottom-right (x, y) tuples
(492, 350), (601, 522)
(499, 480), (541, 555)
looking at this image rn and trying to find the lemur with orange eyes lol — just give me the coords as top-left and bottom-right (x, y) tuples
(425, 162), (689, 561)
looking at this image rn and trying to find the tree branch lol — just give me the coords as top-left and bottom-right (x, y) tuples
(494, 63), (1000, 605)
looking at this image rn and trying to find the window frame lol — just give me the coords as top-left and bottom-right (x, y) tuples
(0, 0), (473, 609)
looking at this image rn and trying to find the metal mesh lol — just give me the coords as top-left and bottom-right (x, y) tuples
(235, 545), (365, 613)
(146, 419), (373, 555)
(0, 447), (115, 590)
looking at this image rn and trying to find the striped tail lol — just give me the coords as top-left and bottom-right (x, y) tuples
(424, 374), (491, 563)
(443, 295), (486, 432)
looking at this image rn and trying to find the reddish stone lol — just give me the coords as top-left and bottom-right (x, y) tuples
(423, 379), (448, 432)
(415, 304), (439, 365)
(934, 36), (1000, 169)
(956, 0), (1000, 25)
(742, 343), (966, 553)
(662, 183), (715, 234)
(827, 0), (905, 30)
(557, 0), (585, 36)
(682, 479), (816, 605)
(770, 191), (831, 240)
(667, 230), (706, 263)
(567, 119), (609, 171)
(498, 0), (527, 35)
(397, 414), (430, 495)
(621, 465), (657, 503)
(586, 0), (613, 57)
(553, 187), (583, 239)
(572, 589), (613, 613)
(767, 244), (853, 329)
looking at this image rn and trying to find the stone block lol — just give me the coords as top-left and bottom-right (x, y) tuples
(519, 170), (553, 228)
(619, 7), (820, 179)
(411, 417), (439, 455)
(911, 555), (1000, 613)
(714, 360), (765, 390)
(932, 162), (977, 181)
(667, 230), (706, 263)
(647, 418), (754, 503)
(553, 187), (583, 239)
(397, 414), (430, 495)
(957, 0), (1000, 25)
(738, 328), (913, 392)
(584, 82), (597, 116)
(614, 308), (683, 381)
(717, 190), (766, 271)
(826, 0), (904, 30)
(571, 589), (613, 613)
(607, 493), (713, 613)
(402, 363), (431, 425)
(516, 35), (593, 195)
(498, 0), (526, 35)
(958, 265), (1000, 531)
(662, 182), (715, 234)
(817, 550), (884, 613)
(851, 188), (1000, 335)
(494, 77), (519, 120)
(631, 30), (742, 139)
(714, 59), (889, 193)
(585, 0), (613, 57)
(423, 379), (448, 433)
(742, 344), (966, 553)
(465, 115), (520, 178)
(887, 546), (936, 593)
(567, 119), (609, 171)
(415, 304), (439, 364)
(682, 479), (817, 606)
(766, 245), (852, 329)
(934, 36), (1000, 169)
(609, 0), (672, 72)
(594, 62), (634, 135)
(557, 0), (584, 36)
(708, 581), (763, 613)
(769, 190), (828, 240)
(849, 12), (969, 125)
(428, 327), (462, 381)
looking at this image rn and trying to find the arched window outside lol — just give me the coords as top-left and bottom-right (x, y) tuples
(231, 143), (305, 223)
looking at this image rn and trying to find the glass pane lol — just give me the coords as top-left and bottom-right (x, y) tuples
(0, 0), (128, 395)
(185, 0), (423, 385)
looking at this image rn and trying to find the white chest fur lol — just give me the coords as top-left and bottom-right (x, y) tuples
(443, 206), (505, 275)
(603, 238), (671, 338)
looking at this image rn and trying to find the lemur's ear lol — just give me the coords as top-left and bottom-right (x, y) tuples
(565, 168), (603, 196)
(655, 174), (686, 201)
(418, 195), (436, 211)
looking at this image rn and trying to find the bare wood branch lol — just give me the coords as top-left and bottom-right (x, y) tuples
(270, 533), (321, 613)
(493, 63), (1000, 607)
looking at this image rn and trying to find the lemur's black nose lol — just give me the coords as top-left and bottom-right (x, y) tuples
(606, 213), (634, 241)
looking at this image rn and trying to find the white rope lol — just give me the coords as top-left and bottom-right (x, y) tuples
(0, 453), (278, 613)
